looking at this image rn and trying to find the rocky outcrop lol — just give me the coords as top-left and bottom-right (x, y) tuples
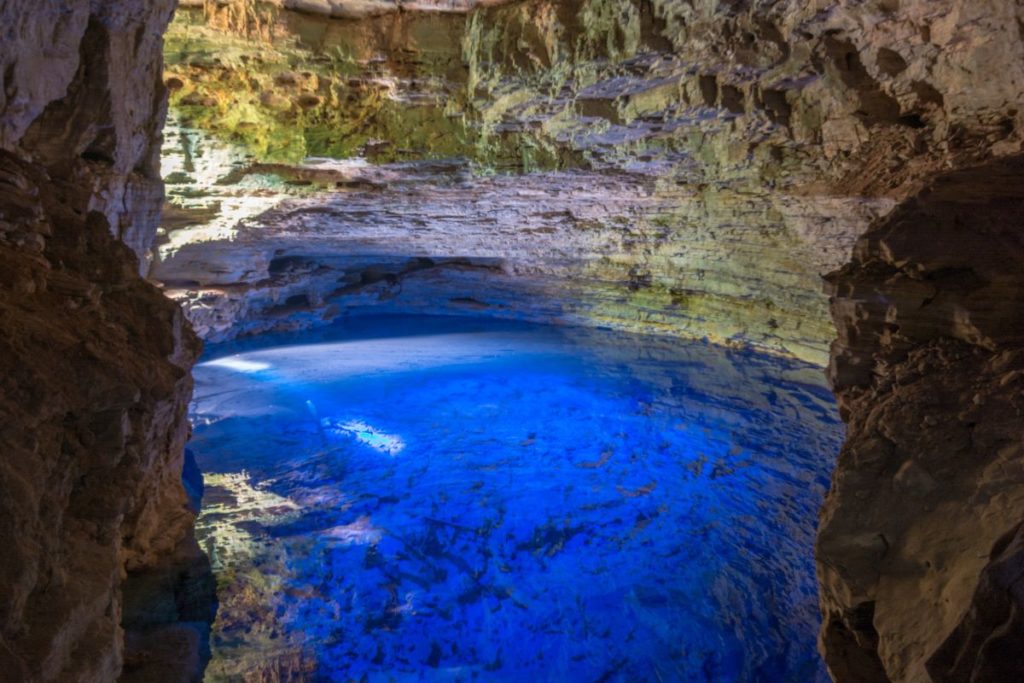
(155, 0), (1022, 367)
(817, 156), (1024, 682)
(1, 0), (178, 271)
(0, 1), (211, 681)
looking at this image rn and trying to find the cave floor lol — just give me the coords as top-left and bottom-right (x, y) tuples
(188, 315), (842, 681)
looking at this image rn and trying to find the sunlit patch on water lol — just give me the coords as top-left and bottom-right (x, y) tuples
(320, 418), (406, 456)
(205, 357), (272, 373)
(188, 315), (842, 682)
(197, 472), (302, 571)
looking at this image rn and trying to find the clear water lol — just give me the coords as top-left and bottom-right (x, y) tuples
(188, 316), (841, 682)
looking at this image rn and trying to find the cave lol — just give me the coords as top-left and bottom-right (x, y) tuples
(1, 1), (1022, 682)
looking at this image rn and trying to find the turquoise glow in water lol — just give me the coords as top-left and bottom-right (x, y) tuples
(189, 316), (841, 682)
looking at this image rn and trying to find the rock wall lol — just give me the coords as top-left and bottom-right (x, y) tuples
(1, 0), (178, 270)
(816, 156), (1024, 682)
(153, 139), (882, 357)
(0, 1), (211, 681)
(154, 0), (1022, 367)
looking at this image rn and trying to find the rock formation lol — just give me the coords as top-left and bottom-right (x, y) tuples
(153, 0), (1023, 370)
(818, 156), (1024, 682)
(181, 0), (515, 20)
(0, 1), (212, 681)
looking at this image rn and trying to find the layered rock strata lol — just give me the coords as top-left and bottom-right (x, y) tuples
(154, 145), (882, 361)
(155, 0), (1022, 367)
(0, 1), (211, 680)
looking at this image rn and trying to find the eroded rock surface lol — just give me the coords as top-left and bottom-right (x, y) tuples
(928, 523), (1024, 683)
(155, 149), (882, 359)
(0, 0), (179, 271)
(817, 157), (1024, 682)
(154, 0), (1022, 367)
(182, 0), (515, 20)
(150, 1), (1024, 681)
(0, 1), (211, 680)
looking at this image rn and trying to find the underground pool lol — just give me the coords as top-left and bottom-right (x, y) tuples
(187, 315), (843, 682)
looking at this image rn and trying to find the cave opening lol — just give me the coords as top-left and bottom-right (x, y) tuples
(153, 1), (858, 678)
(150, 1), (1024, 680)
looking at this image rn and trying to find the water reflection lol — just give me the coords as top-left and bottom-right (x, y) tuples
(189, 315), (841, 682)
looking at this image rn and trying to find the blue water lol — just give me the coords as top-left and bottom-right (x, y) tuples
(189, 316), (841, 682)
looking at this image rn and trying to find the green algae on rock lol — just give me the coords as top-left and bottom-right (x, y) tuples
(156, 0), (1023, 370)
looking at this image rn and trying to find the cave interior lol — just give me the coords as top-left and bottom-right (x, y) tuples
(0, 0), (1022, 682)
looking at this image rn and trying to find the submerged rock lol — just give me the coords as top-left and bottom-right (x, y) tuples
(187, 317), (845, 680)
(2, 0), (1020, 679)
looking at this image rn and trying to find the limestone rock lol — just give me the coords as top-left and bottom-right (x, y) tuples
(1, 0), (177, 272)
(817, 156), (1024, 682)
(0, 0), (210, 680)
(155, 0), (1022, 371)
(190, 0), (515, 20)
(154, 148), (884, 363)
(927, 523), (1024, 683)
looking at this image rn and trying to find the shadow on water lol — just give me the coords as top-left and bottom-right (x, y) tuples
(188, 315), (841, 682)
